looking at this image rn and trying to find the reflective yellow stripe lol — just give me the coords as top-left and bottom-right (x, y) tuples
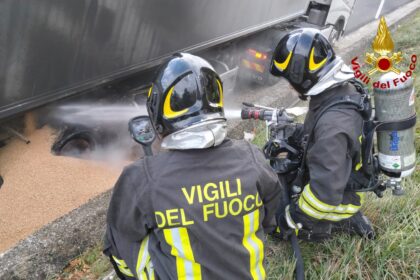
(356, 192), (366, 205)
(216, 79), (223, 107)
(309, 47), (327, 71)
(274, 51), (292, 71)
(163, 229), (185, 278)
(302, 185), (360, 214)
(356, 135), (363, 171)
(147, 260), (155, 280)
(148, 85), (153, 98)
(112, 256), (134, 277)
(243, 209), (266, 280)
(136, 235), (150, 280)
(163, 87), (188, 119)
(163, 227), (202, 280)
(298, 198), (352, 221)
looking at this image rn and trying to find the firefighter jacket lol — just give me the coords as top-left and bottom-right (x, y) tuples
(293, 83), (366, 229)
(104, 139), (281, 280)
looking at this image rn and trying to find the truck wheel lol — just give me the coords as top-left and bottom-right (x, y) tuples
(52, 127), (96, 157)
(329, 21), (344, 45)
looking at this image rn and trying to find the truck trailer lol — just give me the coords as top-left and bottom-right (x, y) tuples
(0, 0), (355, 157)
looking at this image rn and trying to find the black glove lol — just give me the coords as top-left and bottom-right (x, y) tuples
(276, 203), (334, 242)
(289, 203), (333, 242)
(274, 203), (302, 240)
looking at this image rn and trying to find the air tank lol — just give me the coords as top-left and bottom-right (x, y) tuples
(374, 72), (416, 178)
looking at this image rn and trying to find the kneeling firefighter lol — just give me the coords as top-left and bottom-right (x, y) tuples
(270, 28), (376, 241)
(104, 53), (282, 279)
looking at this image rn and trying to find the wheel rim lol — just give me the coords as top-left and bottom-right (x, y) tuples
(329, 28), (339, 44)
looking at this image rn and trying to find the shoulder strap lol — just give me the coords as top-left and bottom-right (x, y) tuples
(291, 92), (368, 193)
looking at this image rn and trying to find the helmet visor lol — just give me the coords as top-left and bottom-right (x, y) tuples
(308, 36), (330, 72)
(163, 73), (198, 119)
(201, 69), (223, 107)
(272, 33), (299, 74)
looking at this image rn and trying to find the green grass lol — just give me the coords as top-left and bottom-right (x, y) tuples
(56, 243), (110, 280)
(56, 10), (420, 280)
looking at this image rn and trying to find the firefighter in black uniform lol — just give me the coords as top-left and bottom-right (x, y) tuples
(270, 28), (375, 240)
(104, 53), (282, 279)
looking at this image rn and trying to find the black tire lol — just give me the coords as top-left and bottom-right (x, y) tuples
(52, 128), (97, 156)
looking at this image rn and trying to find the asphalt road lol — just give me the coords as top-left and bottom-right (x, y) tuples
(346, 0), (414, 33)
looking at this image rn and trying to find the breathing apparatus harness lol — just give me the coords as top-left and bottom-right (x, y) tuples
(291, 80), (375, 195)
(245, 79), (416, 199)
(290, 79), (417, 198)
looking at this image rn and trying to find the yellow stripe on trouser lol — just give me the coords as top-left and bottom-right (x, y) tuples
(355, 135), (363, 171)
(243, 209), (266, 280)
(355, 161), (362, 171)
(112, 256), (134, 277)
(356, 192), (366, 205)
(136, 235), (153, 280)
(298, 184), (363, 221)
(163, 227), (202, 280)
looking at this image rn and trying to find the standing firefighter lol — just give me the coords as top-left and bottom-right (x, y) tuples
(270, 28), (375, 241)
(104, 53), (282, 279)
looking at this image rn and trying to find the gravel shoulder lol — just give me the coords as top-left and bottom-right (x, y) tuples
(0, 127), (121, 252)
